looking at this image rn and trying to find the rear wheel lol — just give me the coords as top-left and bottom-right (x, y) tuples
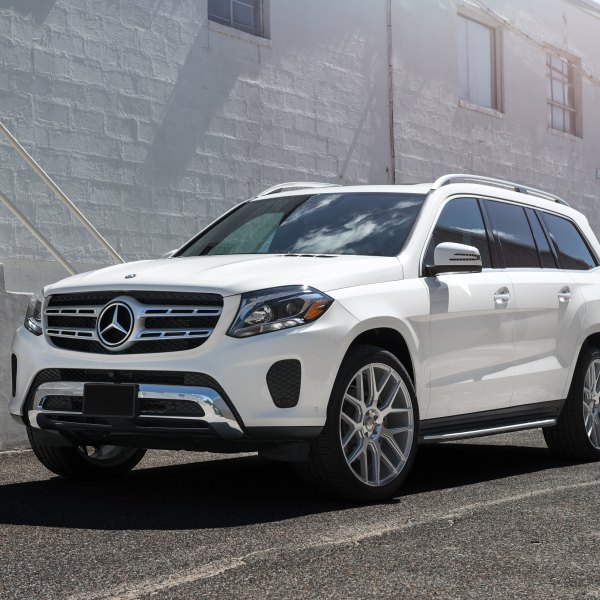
(27, 427), (146, 479)
(299, 345), (418, 502)
(544, 345), (600, 461)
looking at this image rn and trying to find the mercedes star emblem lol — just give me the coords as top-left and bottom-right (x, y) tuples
(97, 301), (134, 348)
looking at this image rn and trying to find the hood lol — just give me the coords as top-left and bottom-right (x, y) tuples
(44, 254), (403, 297)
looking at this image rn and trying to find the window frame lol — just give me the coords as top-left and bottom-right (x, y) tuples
(536, 208), (599, 271)
(524, 208), (558, 269)
(482, 198), (542, 269)
(420, 195), (497, 277)
(456, 11), (503, 112)
(545, 51), (581, 137)
(207, 0), (268, 39)
(420, 194), (600, 276)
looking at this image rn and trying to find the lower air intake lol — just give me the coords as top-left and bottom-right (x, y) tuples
(267, 360), (301, 408)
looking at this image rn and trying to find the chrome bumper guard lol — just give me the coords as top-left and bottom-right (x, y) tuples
(29, 382), (244, 439)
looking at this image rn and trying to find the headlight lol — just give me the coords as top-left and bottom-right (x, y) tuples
(227, 286), (333, 338)
(24, 293), (43, 336)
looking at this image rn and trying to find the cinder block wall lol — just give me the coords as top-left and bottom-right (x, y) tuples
(0, 0), (391, 292)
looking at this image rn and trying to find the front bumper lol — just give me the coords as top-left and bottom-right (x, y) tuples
(10, 299), (359, 444)
(30, 381), (243, 437)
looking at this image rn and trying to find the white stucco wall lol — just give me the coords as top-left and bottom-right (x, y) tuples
(0, 264), (30, 449)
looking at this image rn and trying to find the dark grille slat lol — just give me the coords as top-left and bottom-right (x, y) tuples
(48, 291), (222, 307)
(140, 399), (205, 417)
(42, 395), (205, 417)
(56, 370), (219, 386)
(47, 316), (97, 329)
(42, 396), (83, 412)
(144, 316), (218, 329)
(50, 338), (206, 354)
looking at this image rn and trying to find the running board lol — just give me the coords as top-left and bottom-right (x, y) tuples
(421, 418), (557, 443)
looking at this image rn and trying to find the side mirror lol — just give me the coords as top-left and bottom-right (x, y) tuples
(427, 242), (482, 276)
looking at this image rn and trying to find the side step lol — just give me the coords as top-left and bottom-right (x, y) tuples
(421, 418), (557, 443)
(419, 400), (563, 443)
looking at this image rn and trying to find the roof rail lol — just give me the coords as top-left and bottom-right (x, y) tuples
(430, 174), (570, 206)
(256, 181), (341, 197)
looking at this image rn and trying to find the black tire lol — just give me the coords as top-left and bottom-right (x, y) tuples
(298, 345), (419, 502)
(543, 345), (600, 461)
(27, 427), (146, 479)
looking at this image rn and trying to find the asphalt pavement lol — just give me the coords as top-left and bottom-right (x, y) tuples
(1, 429), (599, 599)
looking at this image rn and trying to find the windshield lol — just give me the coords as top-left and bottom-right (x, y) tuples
(178, 192), (425, 257)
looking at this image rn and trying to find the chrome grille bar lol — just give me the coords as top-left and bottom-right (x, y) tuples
(46, 328), (98, 339)
(45, 306), (101, 316)
(140, 306), (222, 317)
(135, 329), (213, 341)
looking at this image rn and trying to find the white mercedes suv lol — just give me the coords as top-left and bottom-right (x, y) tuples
(10, 174), (600, 501)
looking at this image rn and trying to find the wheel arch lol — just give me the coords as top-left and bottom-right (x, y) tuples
(342, 327), (415, 385)
(565, 332), (600, 397)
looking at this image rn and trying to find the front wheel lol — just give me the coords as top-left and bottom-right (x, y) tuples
(299, 345), (419, 502)
(28, 427), (146, 479)
(544, 345), (600, 461)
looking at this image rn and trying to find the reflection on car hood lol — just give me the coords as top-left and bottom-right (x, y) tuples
(44, 254), (404, 297)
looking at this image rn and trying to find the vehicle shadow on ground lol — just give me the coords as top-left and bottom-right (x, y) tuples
(0, 441), (572, 531)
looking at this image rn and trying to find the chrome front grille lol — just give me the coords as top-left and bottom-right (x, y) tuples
(44, 291), (223, 354)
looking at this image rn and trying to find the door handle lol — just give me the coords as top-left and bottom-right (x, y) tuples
(558, 287), (571, 302)
(494, 288), (510, 304)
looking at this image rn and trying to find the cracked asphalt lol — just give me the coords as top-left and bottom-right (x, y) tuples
(1, 429), (600, 599)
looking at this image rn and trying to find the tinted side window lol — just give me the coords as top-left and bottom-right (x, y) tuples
(425, 198), (492, 268)
(486, 201), (539, 268)
(526, 209), (557, 268)
(540, 212), (597, 270)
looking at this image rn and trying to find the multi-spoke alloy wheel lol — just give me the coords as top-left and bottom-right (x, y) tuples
(340, 363), (414, 487)
(544, 345), (600, 461)
(299, 345), (419, 502)
(582, 359), (600, 449)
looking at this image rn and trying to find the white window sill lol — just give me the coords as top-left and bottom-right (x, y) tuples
(208, 20), (272, 48)
(547, 127), (582, 142)
(458, 99), (503, 119)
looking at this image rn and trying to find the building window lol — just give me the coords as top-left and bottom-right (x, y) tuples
(457, 14), (500, 110)
(546, 52), (579, 136)
(208, 0), (265, 38)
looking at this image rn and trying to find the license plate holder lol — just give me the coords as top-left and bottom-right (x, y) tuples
(83, 383), (139, 418)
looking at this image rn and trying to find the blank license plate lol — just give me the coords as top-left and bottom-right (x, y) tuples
(83, 383), (139, 418)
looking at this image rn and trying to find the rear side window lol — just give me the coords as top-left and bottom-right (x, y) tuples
(526, 209), (557, 268)
(486, 200), (539, 268)
(540, 212), (597, 270)
(424, 197), (492, 268)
